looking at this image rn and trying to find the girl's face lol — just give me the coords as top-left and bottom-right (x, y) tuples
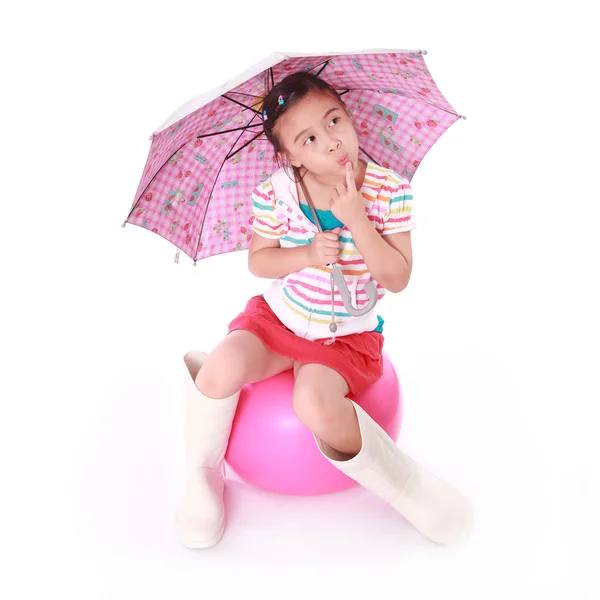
(275, 91), (359, 185)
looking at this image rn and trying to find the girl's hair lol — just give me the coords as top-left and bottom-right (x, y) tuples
(261, 71), (347, 182)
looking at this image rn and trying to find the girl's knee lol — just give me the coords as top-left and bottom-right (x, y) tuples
(192, 332), (272, 397)
(292, 389), (332, 431)
(194, 351), (245, 398)
(199, 331), (291, 394)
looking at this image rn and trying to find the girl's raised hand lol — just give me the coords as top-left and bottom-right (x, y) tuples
(330, 161), (367, 229)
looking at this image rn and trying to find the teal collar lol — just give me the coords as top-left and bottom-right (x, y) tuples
(299, 202), (345, 229)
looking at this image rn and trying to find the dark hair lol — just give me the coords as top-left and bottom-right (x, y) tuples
(261, 71), (347, 182)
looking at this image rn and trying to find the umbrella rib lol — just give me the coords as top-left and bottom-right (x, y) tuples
(225, 91), (263, 98)
(224, 130), (264, 161)
(313, 60), (329, 77)
(196, 123), (262, 139)
(221, 94), (262, 116)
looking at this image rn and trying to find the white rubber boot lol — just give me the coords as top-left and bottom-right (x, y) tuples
(175, 350), (240, 548)
(314, 400), (473, 546)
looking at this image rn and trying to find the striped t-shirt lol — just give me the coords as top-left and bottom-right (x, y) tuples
(250, 160), (416, 342)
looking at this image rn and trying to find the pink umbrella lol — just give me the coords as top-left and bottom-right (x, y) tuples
(123, 49), (466, 267)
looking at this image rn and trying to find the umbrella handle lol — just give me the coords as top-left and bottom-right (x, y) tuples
(331, 264), (379, 316)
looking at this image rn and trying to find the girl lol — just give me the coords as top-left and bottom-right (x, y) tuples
(176, 71), (473, 549)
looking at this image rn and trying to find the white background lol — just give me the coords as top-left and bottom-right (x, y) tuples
(2, 1), (599, 598)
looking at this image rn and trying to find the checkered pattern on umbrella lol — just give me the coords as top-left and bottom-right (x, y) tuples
(124, 49), (465, 263)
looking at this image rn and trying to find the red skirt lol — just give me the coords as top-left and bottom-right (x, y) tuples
(227, 294), (384, 397)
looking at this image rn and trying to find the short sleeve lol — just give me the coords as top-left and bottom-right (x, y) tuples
(250, 178), (289, 239)
(380, 172), (416, 235)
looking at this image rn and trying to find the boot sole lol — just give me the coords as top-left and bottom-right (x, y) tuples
(449, 498), (474, 546)
(176, 516), (225, 549)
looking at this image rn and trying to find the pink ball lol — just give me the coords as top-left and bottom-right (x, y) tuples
(225, 351), (402, 495)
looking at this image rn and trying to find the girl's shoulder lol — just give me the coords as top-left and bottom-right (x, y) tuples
(253, 165), (291, 200)
(260, 166), (297, 207)
(255, 170), (274, 192)
(255, 166), (285, 191)
(251, 168), (292, 222)
(361, 163), (412, 214)
(364, 161), (409, 189)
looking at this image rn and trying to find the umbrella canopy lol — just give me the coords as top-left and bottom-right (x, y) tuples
(123, 48), (465, 264)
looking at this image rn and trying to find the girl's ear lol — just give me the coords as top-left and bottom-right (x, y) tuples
(278, 152), (291, 169)
(285, 154), (302, 169)
(279, 152), (293, 166)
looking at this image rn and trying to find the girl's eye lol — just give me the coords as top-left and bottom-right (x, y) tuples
(303, 117), (340, 146)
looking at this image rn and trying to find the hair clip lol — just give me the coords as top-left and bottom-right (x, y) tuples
(278, 95), (284, 105)
(263, 109), (268, 120)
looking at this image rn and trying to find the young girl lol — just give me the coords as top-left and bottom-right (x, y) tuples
(176, 71), (473, 549)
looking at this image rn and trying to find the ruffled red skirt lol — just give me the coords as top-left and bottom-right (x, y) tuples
(227, 294), (384, 397)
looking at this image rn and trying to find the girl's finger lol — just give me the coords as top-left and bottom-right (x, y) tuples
(346, 160), (354, 186)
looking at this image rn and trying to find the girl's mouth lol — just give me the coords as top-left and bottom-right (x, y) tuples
(338, 154), (349, 165)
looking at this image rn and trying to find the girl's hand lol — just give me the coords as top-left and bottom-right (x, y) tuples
(307, 227), (342, 265)
(330, 161), (367, 230)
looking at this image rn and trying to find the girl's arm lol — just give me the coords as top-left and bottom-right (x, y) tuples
(349, 214), (411, 293)
(248, 233), (311, 279)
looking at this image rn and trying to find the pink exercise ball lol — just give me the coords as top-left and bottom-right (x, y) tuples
(225, 351), (402, 495)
